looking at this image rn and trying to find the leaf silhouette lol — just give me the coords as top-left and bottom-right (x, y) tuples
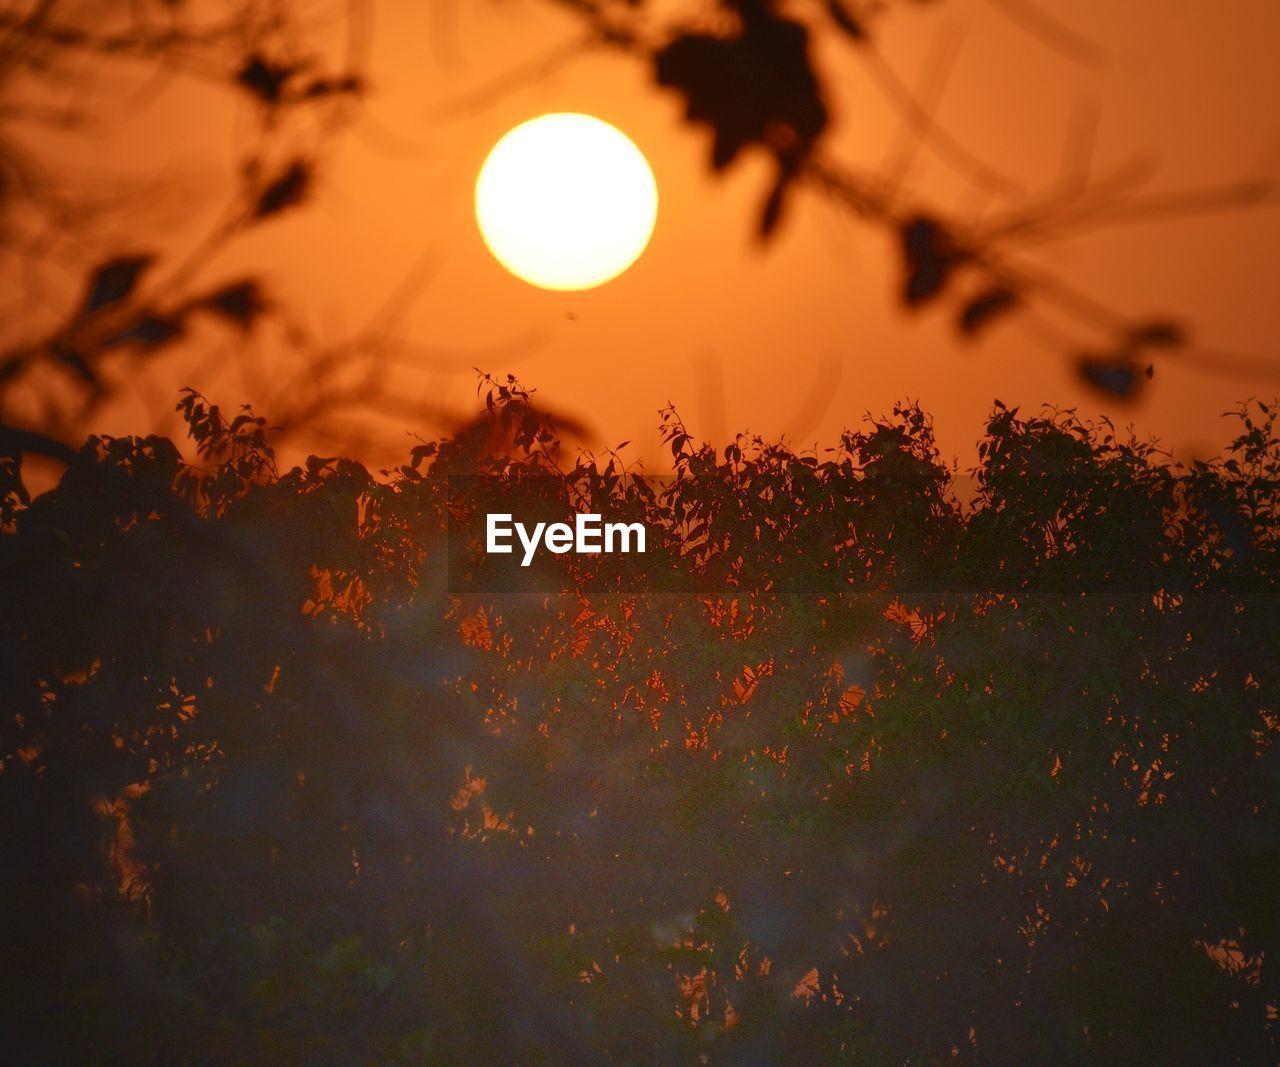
(253, 161), (312, 220)
(900, 216), (961, 308)
(959, 287), (1019, 336)
(1074, 322), (1178, 398)
(236, 54), (298, 106)
(409, 442), (437, 470)
(302, 74), (364, 99)
(759, 175), (791, 238)
(825, 0), (867, 41)
(201, 280), (268, 328)
(79, 255), (154, 317)
(654, 7), (827, 179)
(1078, 357), (1140, 398)
(50, 342), (98, 386)
(102, 314), (185, 350)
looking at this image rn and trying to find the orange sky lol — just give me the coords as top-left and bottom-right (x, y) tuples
(8, 0), (1280, 473)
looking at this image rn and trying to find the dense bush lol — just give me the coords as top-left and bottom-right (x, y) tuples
(2, 382), (1278, 1064)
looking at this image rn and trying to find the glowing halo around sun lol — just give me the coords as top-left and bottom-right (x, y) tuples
(475, 113), (658, 291)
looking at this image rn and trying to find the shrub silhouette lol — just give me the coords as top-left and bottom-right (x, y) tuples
(2, 382), (1278, 1063)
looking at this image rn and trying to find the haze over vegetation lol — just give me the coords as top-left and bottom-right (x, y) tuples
(1, 2), (1278, 1062)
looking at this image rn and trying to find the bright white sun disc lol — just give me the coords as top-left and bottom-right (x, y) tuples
(475, 113), (658, 291)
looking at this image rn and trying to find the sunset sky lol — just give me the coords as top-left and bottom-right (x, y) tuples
(4, 7), (1279, 1059)
(8, 0), (1280, 471)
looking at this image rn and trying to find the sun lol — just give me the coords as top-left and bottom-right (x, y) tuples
(475, 113), (658, 291)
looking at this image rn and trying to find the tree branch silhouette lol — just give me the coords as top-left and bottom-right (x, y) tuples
(524, 0), (1279, 399)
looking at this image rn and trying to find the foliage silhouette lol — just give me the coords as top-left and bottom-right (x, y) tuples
(0, 0), (373, 446)
(2, 380), (1278, 1063)
(539, 0), (1279, 397)
(2, 0), (1277, 461)
(0, 3), (1278, 1062)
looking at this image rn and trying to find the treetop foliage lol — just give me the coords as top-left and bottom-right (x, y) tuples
(2, 380), (1278, 1062)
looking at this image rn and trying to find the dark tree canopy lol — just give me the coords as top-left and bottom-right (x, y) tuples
(2, 383), (1277, 1063)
